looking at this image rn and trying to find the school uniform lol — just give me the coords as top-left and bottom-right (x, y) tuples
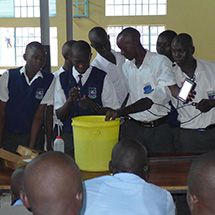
(0, 66), (55, 152)
(171, 59), (215, 152)
(91, 50), (128, 105)
(120, 51), (176, 153)
(54, 65), (119, 152)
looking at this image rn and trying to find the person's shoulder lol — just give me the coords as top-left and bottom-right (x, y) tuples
(41, 70), (54, 78)
(83, 175), (111, 186)
(91, 66), (107, 75)
(0, 205), (32, 215)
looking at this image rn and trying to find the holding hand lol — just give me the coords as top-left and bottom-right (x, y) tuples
(196, 99), (215, 113)
(105, 109), (120, 121)
(68, 87), (80, 102)
(78, 95), (96, 110)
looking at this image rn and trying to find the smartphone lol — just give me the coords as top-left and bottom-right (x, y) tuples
(177, 78), (196, 102)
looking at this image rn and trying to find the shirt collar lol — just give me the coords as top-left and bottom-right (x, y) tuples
(13, 199), (23, 206)
(20, 66), (43, 85)
(113, 172), (145, 183)
(72, 65), (92, 82)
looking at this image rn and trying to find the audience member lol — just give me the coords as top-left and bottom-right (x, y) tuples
(89, 26), (128, 105)
(80, 138), (175, 215)
(54, 40), (119, 153)
(156, 30), (177, 62)
(0, 166), (32, 215)
(21, 151), (83, 215)
(0, 41), (55, 153)
(106, 27), (178, 153)
(171, 33), (215, 152)
(187, 151), (215, 215)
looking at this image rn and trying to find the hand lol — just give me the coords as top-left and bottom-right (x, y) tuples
(196, 99), (215, 113)
(68, 87), (80, 102)
(183, 90), (196, 104)
(105, 109), (119, 121)
(78, 95), (95, 110)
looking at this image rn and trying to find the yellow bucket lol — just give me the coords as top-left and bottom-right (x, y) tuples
(72, 115), (120, 171)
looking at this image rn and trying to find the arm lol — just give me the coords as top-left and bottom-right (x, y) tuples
(196, 99), (215, 112)
(105, 97), (153, 121)
(29, 104), (46, 149)
(44, 105), (53, 151)
(0, 101), (6, 148)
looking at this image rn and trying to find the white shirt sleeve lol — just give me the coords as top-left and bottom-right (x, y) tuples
(54, 75), (67, 110)
(101, 74), (120, 109)
(41, 77), (56, 105)
(0, 70), (9, 102)
(166, 191), (176, 215)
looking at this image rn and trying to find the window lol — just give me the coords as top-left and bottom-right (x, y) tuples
(105, 0), (166, 16)
(73, 0), (89, 17)
(107, 25), (165, 52)
(0, 0), (56, 18)
(0, 27), (58, 67)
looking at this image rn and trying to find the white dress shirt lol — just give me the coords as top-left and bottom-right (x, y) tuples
(172, 59), (215, 129)
(123, 52), (176, 122)
(80, 173), (175, 215)
(54, 65), (120, 110)
(0, 66), (55, 105)
(91, 50), (128, 105)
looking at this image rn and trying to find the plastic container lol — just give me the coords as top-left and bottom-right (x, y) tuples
(53, 136), (65, 153)
(72, 115), (120, 171)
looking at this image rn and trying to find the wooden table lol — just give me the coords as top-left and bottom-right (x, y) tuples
(0, 153), (199, 193)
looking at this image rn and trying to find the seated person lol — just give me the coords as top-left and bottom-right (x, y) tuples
(187, 151), (215, 215)
(0, 166), (32, 215)
(80, 138), (175, 215)
(54, 40), (119, 154)
(21, 151), (83, 215)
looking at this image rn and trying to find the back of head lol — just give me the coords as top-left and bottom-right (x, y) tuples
(109, 138), (148, 179)
(25, 41), (45, 55)
(22, 151), (83, 215)
(11, 166), (25, 205)
(187, 151), (215, 214)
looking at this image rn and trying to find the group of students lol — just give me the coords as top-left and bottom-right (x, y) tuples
(1, 139), (215, 215)
(1, 26), (215, 156)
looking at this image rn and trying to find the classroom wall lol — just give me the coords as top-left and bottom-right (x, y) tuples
(0, 0), (215, 72)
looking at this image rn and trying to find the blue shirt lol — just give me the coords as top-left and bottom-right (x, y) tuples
(13, 199), (23, 206)
(80, 173), (175, 215)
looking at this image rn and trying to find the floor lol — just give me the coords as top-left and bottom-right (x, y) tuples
(0, 192), (11, 208)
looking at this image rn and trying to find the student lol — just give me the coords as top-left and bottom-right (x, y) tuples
(88, 26), (128, 106)
(80, 139), (175, 215)
(0, 41), (55, 153)
(156, 30), (177, 62)
(53, 40), (76, 78)
(171, 33), (215, 152)
(53, 40), (76, 142)
(106, 27), (178, 153)
(0, 166), (32, 215)
(21, 151), (83, 215)
(187, 151), (215, 215)
(54, 40), (119, 154)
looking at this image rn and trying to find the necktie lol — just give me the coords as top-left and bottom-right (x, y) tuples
(77, 74), (82, 88)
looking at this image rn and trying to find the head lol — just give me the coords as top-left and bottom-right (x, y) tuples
(109, 138), (148, 179)
(10, 166), (25, 205)
(23, 41), (46, 74)
(156, 30), (177, 62)
(88, 27), (111, 57)
(71, 40), (92, 74)
(62, 40), (76, 70)
(117, 27), (142, 61)
(21, 151), (83, 215)
(187, 151), (215, 215)
(171, 33), (195, 67)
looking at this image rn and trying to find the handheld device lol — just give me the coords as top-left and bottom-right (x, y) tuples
(177, 78), (196, 102)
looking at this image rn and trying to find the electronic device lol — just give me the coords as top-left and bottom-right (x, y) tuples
(177, 78), (196, 102)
